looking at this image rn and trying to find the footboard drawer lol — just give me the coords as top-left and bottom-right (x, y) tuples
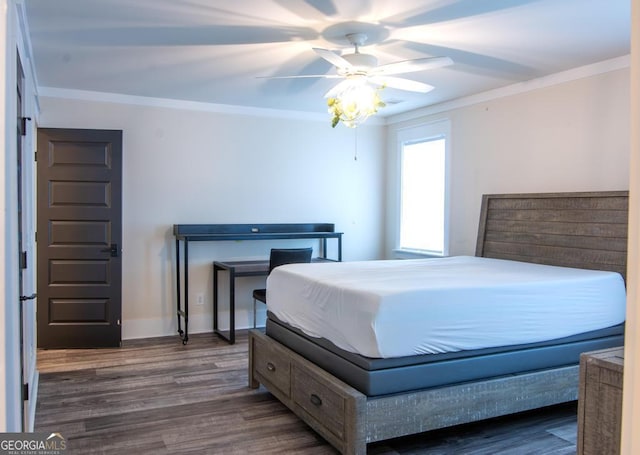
(249, 330), (367, 454)
(252, 333), (292, 398)
(292, 364), (346, 440)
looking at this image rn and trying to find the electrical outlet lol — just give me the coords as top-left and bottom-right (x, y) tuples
(196, 293), (204, 305)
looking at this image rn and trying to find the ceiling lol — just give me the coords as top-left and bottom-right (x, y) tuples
(24, 0), (630, 118)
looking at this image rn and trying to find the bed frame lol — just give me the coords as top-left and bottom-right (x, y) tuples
(248, 191), (628, 454)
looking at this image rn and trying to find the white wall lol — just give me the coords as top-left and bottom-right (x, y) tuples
(37, 96), (386, 338)
(622, 0), (640, 451)
(38, 65), (631, 340)
(386, 67), (630, 257)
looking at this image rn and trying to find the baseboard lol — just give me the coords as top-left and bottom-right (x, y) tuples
(122, 308), (262, 340)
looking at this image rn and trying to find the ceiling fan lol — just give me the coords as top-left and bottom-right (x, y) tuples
(263, 31), (453, 127)
(264, 32), (453, 96)
(317, 33), (452, 96)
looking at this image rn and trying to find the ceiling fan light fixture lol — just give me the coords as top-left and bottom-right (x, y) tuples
(326, 78), (385, 128)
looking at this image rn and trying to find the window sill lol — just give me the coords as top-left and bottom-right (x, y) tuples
(392, 249), (447, 259)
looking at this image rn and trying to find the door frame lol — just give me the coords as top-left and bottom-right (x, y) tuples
(1, 3), (39, 431)
(16, 49), (37, 432)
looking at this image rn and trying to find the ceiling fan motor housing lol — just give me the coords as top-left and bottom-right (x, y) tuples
(341, 53), (378, 72)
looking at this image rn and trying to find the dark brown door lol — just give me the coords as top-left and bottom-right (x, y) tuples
(37, 128), (123, 348)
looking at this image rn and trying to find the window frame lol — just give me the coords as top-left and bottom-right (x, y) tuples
(394, 120), (451, 258)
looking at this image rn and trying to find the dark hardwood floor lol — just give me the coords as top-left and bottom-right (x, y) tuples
(35, 331), (578, 454)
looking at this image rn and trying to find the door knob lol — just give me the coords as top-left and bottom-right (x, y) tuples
(101, 244), (119, 257)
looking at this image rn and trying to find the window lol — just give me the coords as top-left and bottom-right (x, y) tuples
(396, 121), (450, 256)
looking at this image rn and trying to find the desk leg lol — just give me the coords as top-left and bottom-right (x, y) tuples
(182, 239), (189, 344)
(229, 268), (236, 344)
(213, 264), (220, 334)
(213, 264), (235, 345)
(176, 239), (182, 337)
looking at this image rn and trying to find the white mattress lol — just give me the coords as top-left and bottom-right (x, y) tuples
(266, 256), (626, 358)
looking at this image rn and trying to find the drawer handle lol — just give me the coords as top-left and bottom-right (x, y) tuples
(310, 394), (322, 407)
(266, 362), (276, 372)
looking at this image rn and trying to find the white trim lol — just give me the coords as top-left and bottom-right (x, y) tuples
(35, 55), (629, 127)
(38, 86), (326, 120)
(392, 248), (445, 259)
(38, 86), (385, 125)
(386, 55), (631, 125)
(41, 56), (631, 130)
(1, 0), (26, 432)
(122, 310), (258, 340)
(36, 54), (629, 128)
(122, 316), (184, 340)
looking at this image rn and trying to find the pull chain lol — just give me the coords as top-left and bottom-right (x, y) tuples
(354, 127), (358, 161)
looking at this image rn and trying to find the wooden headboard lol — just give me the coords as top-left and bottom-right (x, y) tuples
(475, 191), (628, 279)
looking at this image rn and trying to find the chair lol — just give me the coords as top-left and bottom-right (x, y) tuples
(252, 247), (313, 328)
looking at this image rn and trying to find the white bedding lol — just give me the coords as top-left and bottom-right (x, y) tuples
(266, 256), (626, 358)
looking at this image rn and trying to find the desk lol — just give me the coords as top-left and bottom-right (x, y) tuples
(213, 257), (332, 343)
(173, 223), (342, 344)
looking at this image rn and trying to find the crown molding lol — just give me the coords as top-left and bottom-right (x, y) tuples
(37, 86), (386, 126)
(36, 54), (629, 128)
(385, 55), (631, 125)
(38, 87), (384, 125)
(37, 86), (334, 122)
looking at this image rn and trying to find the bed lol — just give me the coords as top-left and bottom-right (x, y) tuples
(248, 191), (628, 454)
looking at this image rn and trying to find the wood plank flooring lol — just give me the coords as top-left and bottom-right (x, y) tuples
(35, 331), (578, 454)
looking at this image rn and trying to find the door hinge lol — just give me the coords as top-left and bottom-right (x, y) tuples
(117, 319), (121, 326)
(20, 117), (31, 136)
(34, 151), (37, 161)
(20, 251), (27, 269)
(23, 383), (29, 401)
(35, 232), (37, 242)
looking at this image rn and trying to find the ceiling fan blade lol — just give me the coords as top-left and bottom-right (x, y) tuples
(257, 74), (342, 79)
(313, 47), (353, 69)
(372, 56), (453, 76)
(400, 41), (537, 78)
(382, 0), (540, 28)
(303, 0), (339, 16)
(369, 76), (434, 93)
(274, 0), (338, 19)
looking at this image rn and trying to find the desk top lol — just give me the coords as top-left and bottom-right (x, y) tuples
(214, 259), (269, 276)
(174, 223), (342, 241)
(213, 257), (333, 276)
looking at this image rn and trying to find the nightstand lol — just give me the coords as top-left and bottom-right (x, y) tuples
(577, 346), (624, 455)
